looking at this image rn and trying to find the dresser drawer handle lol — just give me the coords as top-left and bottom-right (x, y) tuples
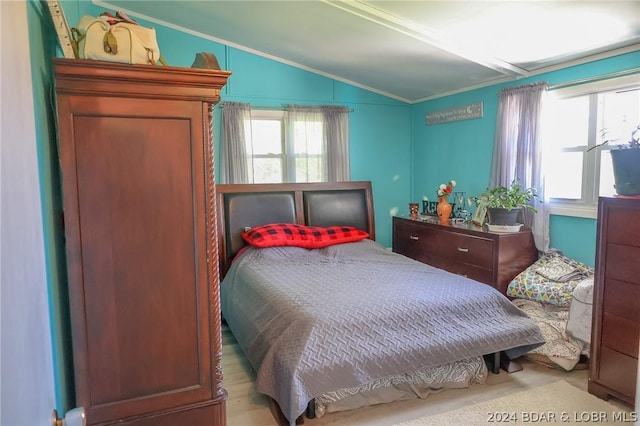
(409, 235), (419, 241)
(457, 247), (469, 252)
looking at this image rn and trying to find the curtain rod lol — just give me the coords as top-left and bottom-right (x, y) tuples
(220, 104), (355, 112)
(548, 67), (640, 91)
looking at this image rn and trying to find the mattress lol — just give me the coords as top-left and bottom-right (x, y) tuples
(220, 239), (544, 425)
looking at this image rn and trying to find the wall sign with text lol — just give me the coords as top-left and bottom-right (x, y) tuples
(425, 102), (483, 125)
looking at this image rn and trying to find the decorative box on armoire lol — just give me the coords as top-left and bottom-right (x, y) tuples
(589, 196), (639, 408)
(54, 58), (231, 425)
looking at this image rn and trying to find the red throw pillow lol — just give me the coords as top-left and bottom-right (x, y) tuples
(241, 223), (369, 249)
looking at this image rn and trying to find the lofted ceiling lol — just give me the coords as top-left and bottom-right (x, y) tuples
(97, 1), (640, 103)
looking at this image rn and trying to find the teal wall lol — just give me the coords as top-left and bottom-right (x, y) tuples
(32, 0), (639, 413)
(411, 51), (640, 266)
(27, 0), (74, 413)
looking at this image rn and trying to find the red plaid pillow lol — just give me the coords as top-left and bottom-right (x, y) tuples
(241, 223), (369, 249)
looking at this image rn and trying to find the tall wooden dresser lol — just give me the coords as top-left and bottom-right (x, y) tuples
(589, 197), (639, 408)
(54, 58), (231, 425)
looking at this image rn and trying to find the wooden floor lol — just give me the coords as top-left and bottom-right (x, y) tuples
(221, 325), (624, 426)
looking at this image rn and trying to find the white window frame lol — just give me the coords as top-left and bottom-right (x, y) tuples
(546, 74), (640, 219)
(248, 108), (327, 183)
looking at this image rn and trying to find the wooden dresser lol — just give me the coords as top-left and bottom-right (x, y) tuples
(392, 216), (538, 294)
(589, 197), (639, 407)
(54, 59), (230, 425)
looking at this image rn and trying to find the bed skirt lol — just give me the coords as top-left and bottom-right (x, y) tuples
(312, 356), (487, 418)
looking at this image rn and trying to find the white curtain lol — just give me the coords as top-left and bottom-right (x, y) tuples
(321, 105), (350, 182)
(286, 105), (350, 182)
(221, 101), (251, 184)
(490, 82), (550, 252)
(286, 105), (326, 182)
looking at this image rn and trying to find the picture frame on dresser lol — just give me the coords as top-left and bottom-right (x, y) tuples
(472, 203), (487, 227)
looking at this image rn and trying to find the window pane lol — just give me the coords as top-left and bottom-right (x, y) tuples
(546, 151), (584, 199)
(293, 121), (323, 154)
(546, 96), (590, 149)
(598, 89), (639, 197)
(599, 150), (617, 197)
(600, 89), (640, 146)
(295, 156), (324, 182)
(250, 119), (282, 155)
(252, 158), (283, 183)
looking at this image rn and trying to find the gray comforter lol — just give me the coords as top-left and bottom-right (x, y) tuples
(220, 239), (544, 424)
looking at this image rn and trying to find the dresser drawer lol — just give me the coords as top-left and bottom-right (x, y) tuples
(601, 312), (640, 358)
(604, 279), (640, 322)
(597, 347), (638, 401)
(607, 208), (640, 246)
(450, 261), (493, 284)
(441, 233), (493, 267)
(605, 243), (640, 285)
(394, 220), (494, 266)
(393, 220), (439, 261)
(420, 252), (493, 284)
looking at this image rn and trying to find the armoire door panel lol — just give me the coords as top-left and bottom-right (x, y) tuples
(68, 102), (212, 420)
(74, 116), (205, 401)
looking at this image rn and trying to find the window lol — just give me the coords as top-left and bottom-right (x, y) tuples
(247, 109), (325, 183)
(221, 103), (349, 184)
(543, 75), (640, 217)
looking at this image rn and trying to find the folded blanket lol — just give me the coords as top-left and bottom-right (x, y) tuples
(535, 258), (583, 282)
(507, 252), (594, 307)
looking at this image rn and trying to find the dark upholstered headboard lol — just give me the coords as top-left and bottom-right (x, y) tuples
(216, 181), (375, 278)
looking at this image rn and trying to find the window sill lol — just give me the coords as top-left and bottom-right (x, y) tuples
(549, 203), (597, 219)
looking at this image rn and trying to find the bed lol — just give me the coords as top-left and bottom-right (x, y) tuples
(216, 181), (545, 425)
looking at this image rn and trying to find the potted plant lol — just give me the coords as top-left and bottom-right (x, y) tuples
(589, 124), (640, 196)
(474, 180), (538, 226)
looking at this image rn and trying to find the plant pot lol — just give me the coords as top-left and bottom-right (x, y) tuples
(487, 207), (521, 226)
(610, 148), (640, 196)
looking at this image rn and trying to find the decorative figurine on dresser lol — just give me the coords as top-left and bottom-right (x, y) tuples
(589, 196), (639, 408)
(54, 58), (231, 425)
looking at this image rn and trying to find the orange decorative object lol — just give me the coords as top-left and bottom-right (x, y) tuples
(437, 196), (452, 223)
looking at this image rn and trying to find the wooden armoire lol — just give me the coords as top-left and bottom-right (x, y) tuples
(54, 58), (231, 425)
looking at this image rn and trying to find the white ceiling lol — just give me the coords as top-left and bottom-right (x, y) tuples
(97, 1), (640, 103)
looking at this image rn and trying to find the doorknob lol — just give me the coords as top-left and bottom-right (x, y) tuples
(51, 407), (85, 426)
